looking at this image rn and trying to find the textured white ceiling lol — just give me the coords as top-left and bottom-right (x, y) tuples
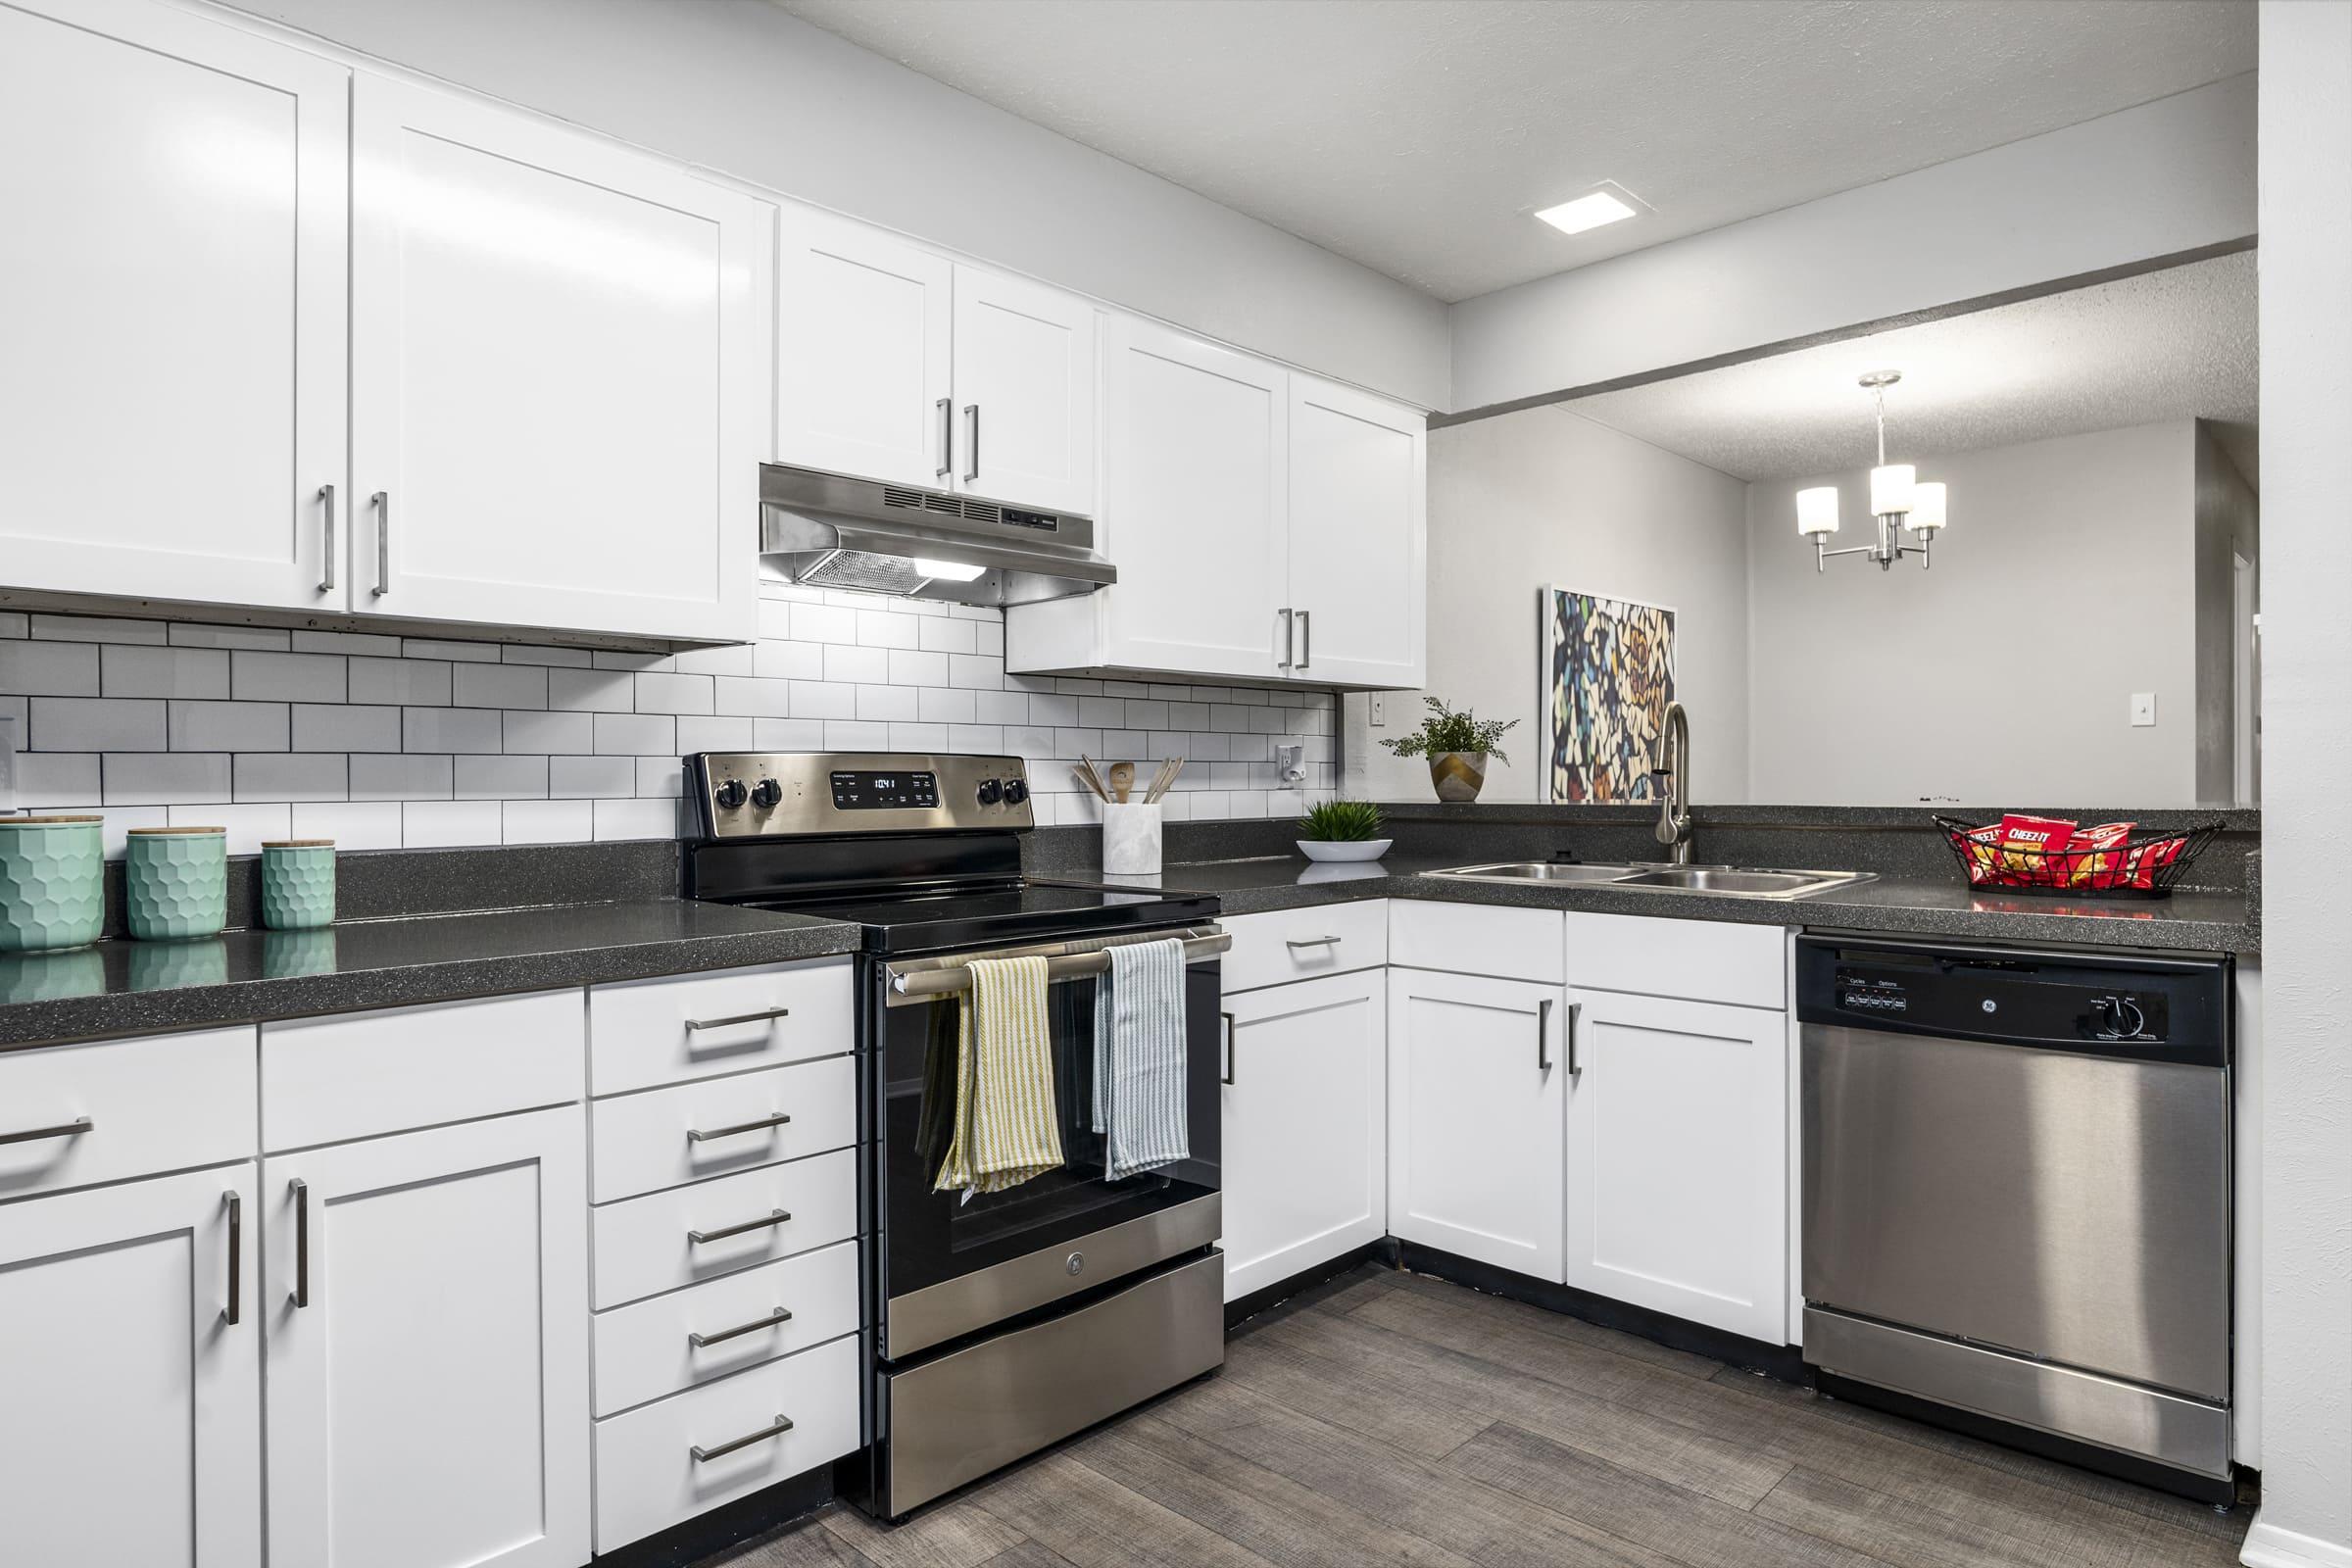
(1564, 252), (2257, 483)
(772, 0), (2254, 302)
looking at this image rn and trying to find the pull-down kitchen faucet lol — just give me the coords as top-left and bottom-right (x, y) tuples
(1652, 701), (1694, 866)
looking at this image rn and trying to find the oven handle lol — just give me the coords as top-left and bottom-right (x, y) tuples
(885, 925), (1230, 1004)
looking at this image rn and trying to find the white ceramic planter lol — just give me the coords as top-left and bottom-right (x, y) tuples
(1297, 839), (1393, 863)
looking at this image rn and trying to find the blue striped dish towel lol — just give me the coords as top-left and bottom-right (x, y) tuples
(1092, 937), (1191, 1179)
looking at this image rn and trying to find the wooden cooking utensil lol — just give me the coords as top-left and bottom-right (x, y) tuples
(1108, 761), (1135, 804)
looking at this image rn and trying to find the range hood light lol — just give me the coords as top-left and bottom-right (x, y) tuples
(911, 557), (988, 583)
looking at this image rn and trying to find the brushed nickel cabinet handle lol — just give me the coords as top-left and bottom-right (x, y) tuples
(692, 1412), (794, 1463)
(1220, 1010), (1236, 1086)
(369, 491), (390, 597)
(936, 397), (953, 478)
(1277, 608), (1294, 669)
(688, 1305), (793, 1348)
(688, 1208), (792, 1246)
(1566, 1001), (1584, 1076)
(1537, 998), (1553, 1073)
(687, 1110), (791, 1144)
(1297, 609), (1311, 669)
(318, 484), (336, 593)
(290, 1178), (311, 1307)
(0, 1115), (91, 1147)
(222, 1191), (242, 1326)
(684, 1006), (791, 1033)
(1284, 936), (1341, 951)
(963, 405), (979, 482)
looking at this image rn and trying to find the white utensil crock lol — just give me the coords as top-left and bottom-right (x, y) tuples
(1102, 802), (1163, 875)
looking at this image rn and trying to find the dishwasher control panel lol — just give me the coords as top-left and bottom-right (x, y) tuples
(1796, 936), (2228, 1067)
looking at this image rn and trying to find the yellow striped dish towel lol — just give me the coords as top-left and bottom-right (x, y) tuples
(934, 955), (1065, 1196)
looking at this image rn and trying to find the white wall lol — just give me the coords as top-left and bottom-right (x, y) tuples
(2192, 424), (2258, 807)
(1450, 77), (2257, 413)
(2246, 4), (2352, 1564)
(1343, 407), (1749, 804)
(217, 0), (1450, 410)
(1745, 421), (2212, 806)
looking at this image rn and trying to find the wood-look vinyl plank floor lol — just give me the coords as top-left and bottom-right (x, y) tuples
(694, 1264), (2252, 1568)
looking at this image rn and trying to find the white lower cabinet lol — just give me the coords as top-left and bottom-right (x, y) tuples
(1385, 966), (1567, 1281)
(1561, 989), (1788, 1343)
(0, 1164), (261, 1568)
(1219, 967), (1387, 1302)
(264, 1105), (590, 1568)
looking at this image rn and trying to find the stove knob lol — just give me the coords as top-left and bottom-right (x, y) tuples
(976, 778), (1004, 807)
(750, 778), (783, 809)
(712, 778), (748, 810)
(1003, 778), (1029, 806)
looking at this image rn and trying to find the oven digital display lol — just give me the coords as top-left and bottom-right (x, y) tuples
(830, 770), (939, 810)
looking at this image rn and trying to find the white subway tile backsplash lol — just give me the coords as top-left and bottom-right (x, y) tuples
(887, 649), (950, 687)
(501, 709), (595, 755)
(100, 645), (229, 700)
(232, 753), (348, 803)
(97, 808), (172, 857)
(32, 613), (167, 645)
(634, 758), (685, 797)
(674, 716), (755, 753)
(710, 675), (791, 716)
(452, 662), (546, 710)
(916, 617), (978, 655)
(168, 701), (289, 753)
(547, 668), (635, 712)
(671, 643), (755, 676)
(592, 649), (672, 672)
(975, 621), (1005, 657)
(292, 802), (404, 850)
(169, 802), (290, 855)
(974, 691), (1027, 726)
(789, 681), (856, 719)
(754, 640), (824, 680)
(549, 756), (634, 798)
(751, 717), (825, 749)
(823, 720), (891, 750)
(1028, 693), (1079, 725)
(105, 753), (232, 807)
(823, 644), (890, 685)
(949, 655), (1004, 690)
(404, 707), (503, 754)
(293, 629), (402, 657)
(230, 650), (345, 703)
(167, 622), (289, 651)
(857, 611), (920, 650)
(1078, 696), (1126, 727)
(350, 753), (455, 801)
(350, 657), (452, 707)
(857, 684), (919, 721)
(633, 671), (714, 715)
(948, 724), (1004, 752)
(292, 704), (402, 753)
(503, 799), (594, 845)
(791, 603), (858, 644)
(455, 755), (549, 799)
(12, 752), (101, 807)
(500, 643), (593, 668)
(888, 722), (950, 751)
(402, 638), (502, 663)
(33, 697), (166, 752)
(401, 800), (504, 848)
(918, 687), (977, 725)
(593, 797), (678, 842)
(0, 612), (27, 638)
(594, 712), (674, 756)
(0, 640), (101, 697)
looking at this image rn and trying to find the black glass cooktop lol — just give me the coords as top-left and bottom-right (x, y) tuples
(745, 880), (1219, 956)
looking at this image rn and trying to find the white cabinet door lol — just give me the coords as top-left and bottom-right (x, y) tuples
(776, 207), (953, 488)
(1286, 375), (1425, 688)
(1220, 969), (1386, 1302)
(351, 74), (767, 641)
(0, 0), (346, 611)
(1563, 990), (1788, 1343)
(1387, 968), (1566, 1281)
(265, 1106), (589, 1568)
(950, 266), (1095, 514)
(1095, 316), (1288, 679)
(0, 1165), (261, 1568)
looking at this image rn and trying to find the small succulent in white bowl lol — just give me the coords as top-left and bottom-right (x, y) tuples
(1296, 800), (1392, 862)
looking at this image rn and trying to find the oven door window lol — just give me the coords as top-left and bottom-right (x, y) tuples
(883, 961), (1221, 1301)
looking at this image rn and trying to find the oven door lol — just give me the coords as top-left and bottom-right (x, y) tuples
(876, 925), (1225, 1359)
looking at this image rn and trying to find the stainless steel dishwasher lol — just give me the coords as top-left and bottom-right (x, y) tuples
(1796, 934), (2233, 1497)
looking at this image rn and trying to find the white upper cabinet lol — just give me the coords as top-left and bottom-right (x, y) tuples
(950, 267), (1095, 513)
(776, 208), (954, 488)
(0, 0), (348, 612)
(1287, 374), (1427, 688)
(350, 74), (768, 641)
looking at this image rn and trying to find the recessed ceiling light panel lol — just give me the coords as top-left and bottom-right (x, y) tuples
(1533, 180), (1650, 236)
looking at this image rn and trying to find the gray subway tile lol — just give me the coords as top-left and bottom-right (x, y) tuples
(168, 701), (290, 752)
(230, 650), (346, 703)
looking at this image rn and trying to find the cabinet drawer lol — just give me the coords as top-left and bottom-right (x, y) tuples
(1391, 901), (1565, 983)
(589, 959), (854, 1096)
(0, 1028), (256, 1200)
(1562, 911), (1787, 1008)
(592, 1239), (859, 1417)
(1220, 901), (1387, 993)
(589, 1054), (857, 1203)
(592, 1332), (860, 1552)
(263, 990), (582, 1152)
(592, 1147), (858, 1309)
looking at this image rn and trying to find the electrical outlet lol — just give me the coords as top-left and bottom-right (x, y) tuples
(1369, 694), (1387, 726)
(2131, 692), (2157, 727)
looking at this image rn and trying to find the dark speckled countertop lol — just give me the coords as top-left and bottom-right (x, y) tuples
(0, 900), (860, 1051)
(1054, 852), (2258, 956)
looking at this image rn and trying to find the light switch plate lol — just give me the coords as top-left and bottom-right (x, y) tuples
(2131, 692), (2157, 727)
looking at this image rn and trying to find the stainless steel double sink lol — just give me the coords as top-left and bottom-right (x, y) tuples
(1422, 859), (1877, 901)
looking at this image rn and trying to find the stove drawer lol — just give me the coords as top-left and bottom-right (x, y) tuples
(593, 1238), (859, 1416)
(592, 1146), (858, 1308)
(592, 1332), (861, 1552)
(589, 1054), (857, 1202)
(589, 957), (854, 1096)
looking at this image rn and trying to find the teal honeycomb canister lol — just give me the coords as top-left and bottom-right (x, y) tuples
(0, 814), (107, 952)
(261, 840), (336, 931)
(124, 826), (227, 941)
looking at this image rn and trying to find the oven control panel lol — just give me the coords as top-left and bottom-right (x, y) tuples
(692, 752), (1032, 837)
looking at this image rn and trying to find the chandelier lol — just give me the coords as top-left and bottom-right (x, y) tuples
(1796, 370), (1947, 571)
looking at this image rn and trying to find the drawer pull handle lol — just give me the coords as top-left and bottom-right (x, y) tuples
(684, 1006), (791, 1033)
(1220, 1010), (1236, 1086)
(290, 1179), (311, 1308)
(688, 1111), (792, 1144)
(689, 1305), (794, 1348)
(0, 1115), (92, 1147)
(1284, 936), (1342, 951)
(689, 1208), (792, 1246)
(692, 1412), (795, 1463)
(222, 1191), (243, 1327)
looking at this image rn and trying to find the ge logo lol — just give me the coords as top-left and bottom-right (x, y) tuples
(1065, 1251), (1085, 1276)
(1982, 999), (1998, 1014)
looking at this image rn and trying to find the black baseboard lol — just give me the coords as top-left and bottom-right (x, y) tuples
(1394, 1242), (1808, 1383)
(1223, 1240), (1397, 1330)
(590, 1463), (836, 1566)
(1814, 1372), (2246, 1509)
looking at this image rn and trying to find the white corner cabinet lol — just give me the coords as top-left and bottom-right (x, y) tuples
(1006, 317), (1427, 689)
(777, 206), (1094, 513)
(0, 0), (766, 645)
(0, 955), (860, 1568)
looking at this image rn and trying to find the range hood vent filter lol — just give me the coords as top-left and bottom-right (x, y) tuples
(798, 549), (927, 595)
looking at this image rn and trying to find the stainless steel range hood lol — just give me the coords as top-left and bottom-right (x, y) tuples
(760, 463), (1113, 607)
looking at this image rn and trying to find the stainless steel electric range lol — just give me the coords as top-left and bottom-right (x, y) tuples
(684, 752), (1228, 1519)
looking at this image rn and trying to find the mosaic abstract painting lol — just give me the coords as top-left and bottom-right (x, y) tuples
(1543, 586), (1678, 804)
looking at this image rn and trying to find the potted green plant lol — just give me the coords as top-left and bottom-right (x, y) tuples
(1295, 800), (1391, 862)
(1380, 696), (1518, 803)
